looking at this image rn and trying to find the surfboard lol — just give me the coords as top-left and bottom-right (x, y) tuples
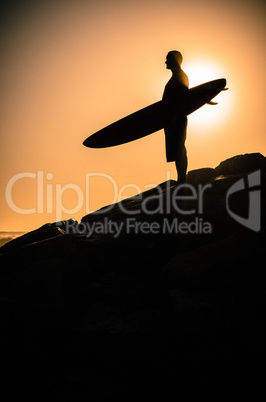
(83, 78), (227, 148)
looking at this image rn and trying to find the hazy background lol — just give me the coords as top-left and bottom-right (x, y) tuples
(1, 0), (265, 231)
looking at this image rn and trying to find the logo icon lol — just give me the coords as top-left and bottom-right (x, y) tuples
(226, 170), (261, 232)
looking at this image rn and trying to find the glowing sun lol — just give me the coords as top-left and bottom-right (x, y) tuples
(184, 59), (231, 132)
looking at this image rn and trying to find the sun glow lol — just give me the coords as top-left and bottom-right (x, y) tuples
(184, 60), (232, 133)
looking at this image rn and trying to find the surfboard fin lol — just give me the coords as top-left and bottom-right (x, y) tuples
(222, 88), (229, 91)
(207, 101), (218, 105)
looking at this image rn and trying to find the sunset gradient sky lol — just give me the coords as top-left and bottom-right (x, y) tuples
(1, 0), (265, 231)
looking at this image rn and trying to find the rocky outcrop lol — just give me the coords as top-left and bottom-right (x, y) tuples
(0, 153), (265, 400)
(215, 152), (265, 175)
(186, 152), (265, 183)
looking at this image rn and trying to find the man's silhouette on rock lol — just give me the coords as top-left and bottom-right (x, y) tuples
(162, 51), (189, 183)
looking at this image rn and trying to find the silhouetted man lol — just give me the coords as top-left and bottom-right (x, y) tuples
(162, 51), (189, 183)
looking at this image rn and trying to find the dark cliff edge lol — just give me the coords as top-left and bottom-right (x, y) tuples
(1, 153), (265, 400)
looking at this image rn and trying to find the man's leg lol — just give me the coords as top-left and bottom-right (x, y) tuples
(175, 146), (187, 183)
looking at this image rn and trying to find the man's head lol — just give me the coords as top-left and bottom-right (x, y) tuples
(165, 51), (183, 70)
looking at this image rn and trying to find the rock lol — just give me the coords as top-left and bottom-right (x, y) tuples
(2, 257), (67, 308)
(67, 272), (171, 369)
(160, 231), (266, 290)
(89, 273), (147, 307)
(169, 287), (264, 344)
(0, 220), (80, 254)
(186, 153), (266, 184)
(1, 338), (57, 402)
(186, 167), (216, 184)
(81, 179), (177, 225)
(0, 152), (265, 399)
(215, 152), (265, 175)
(53, 364), (124, 401)
(182, 330), (265, 393)
(0, 222), (65, 253)
(71, 302), (165, 369)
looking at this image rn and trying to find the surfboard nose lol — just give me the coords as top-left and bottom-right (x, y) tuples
(205, 78), (226, 90)
(220, 78), (226, 88)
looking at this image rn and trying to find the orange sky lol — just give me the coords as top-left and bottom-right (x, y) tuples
(1, 0), (265, 231)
